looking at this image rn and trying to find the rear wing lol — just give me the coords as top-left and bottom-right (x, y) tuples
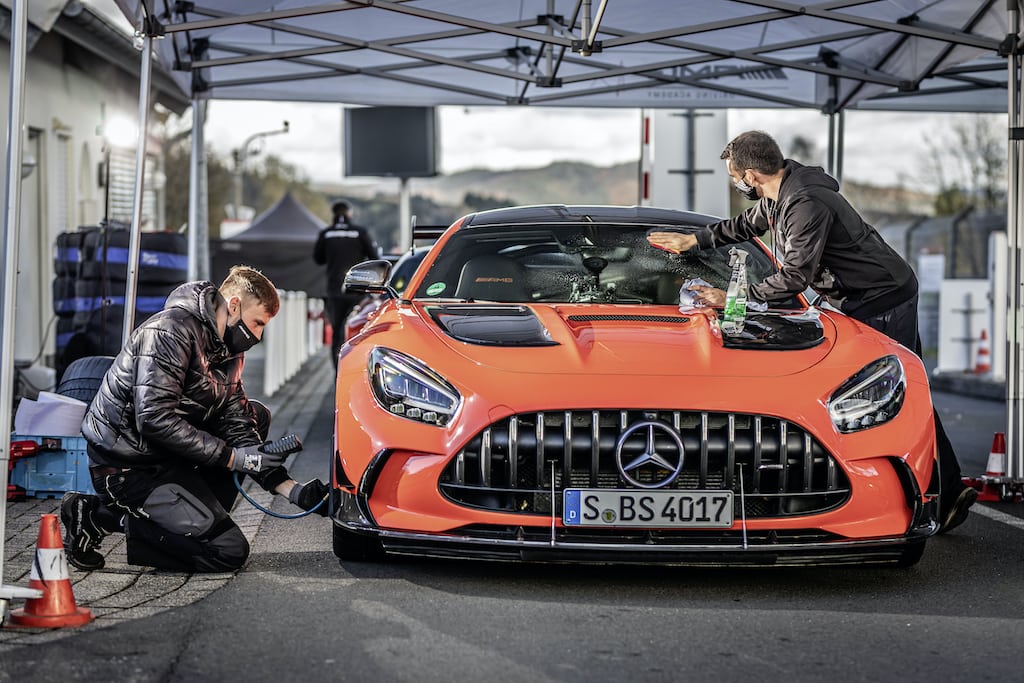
(413, 225), (448, 242)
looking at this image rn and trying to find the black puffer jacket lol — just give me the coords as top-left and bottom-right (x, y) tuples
(697, 160), (916, 317)
(82, 281), (261, 469)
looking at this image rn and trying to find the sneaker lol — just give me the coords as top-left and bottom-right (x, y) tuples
(938, 485), (979, 534)
(60, 492), (108, 571)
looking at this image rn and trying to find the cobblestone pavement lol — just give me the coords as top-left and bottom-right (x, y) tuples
(1, 347), (334, 648)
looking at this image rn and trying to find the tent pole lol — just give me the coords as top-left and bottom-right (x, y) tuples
(826, 110), (845, 183)
(399, 177), (411, 252)
(189, 98), (210, 281)
(0, 0), (43, 619)
(834, 110), (844, 184)
(1007, 0), (1024, 481)
(123, 32), (154, 341)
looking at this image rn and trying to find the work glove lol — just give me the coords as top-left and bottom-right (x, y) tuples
(288, 479), (330, 516)
(230, 434), (303, 475)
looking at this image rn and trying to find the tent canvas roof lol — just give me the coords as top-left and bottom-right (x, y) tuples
(230, 190), (324, 242)
(212, 192), (327, 296)
(112, 0), (1009, 113)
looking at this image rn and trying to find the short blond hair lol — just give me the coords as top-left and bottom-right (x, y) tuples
(220, 265), (280, 316)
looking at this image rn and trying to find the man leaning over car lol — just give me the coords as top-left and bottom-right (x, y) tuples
(647, 129), (977, 534)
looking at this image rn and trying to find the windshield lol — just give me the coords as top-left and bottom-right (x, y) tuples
(412, 223), (799, 307)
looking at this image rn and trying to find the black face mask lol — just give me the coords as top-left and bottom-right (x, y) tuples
(224, 318), (259, 354)
(733, 177), (759, 201)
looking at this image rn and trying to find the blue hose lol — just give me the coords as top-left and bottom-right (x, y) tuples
(233, 472), (327, 519)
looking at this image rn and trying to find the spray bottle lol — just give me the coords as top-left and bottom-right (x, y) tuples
(721, 247), (749, 335)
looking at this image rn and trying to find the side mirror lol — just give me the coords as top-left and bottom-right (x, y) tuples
(343, 259), (392, 294)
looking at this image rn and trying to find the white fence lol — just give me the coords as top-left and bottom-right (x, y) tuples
(261, 292), (325, 396)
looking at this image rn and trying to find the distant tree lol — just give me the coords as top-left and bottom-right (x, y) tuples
(788, 135), (818, 165)
(461, 192), (515, 213)
(923, 116), (1005, 216)
(164, 146), (330, 237)
(164, 144), (232, 235)
(247, 155), (330, 222)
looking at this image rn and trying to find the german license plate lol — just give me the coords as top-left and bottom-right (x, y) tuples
(563, 489), (734, 528)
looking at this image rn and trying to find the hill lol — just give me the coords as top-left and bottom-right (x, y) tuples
(315, 160), (639, 208)
(314, 160), (931, 218)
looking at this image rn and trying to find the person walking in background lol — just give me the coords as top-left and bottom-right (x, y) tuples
(314, 200), (380, 368)
(647, 129), (977, 534)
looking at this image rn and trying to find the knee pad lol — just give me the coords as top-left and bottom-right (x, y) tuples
(203, 520), (250, 572)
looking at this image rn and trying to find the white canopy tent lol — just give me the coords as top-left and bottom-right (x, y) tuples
(2, 0), (1022, 607)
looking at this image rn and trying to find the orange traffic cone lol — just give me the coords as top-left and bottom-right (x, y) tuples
(985, 432), (1007, 477)
(7, 513), (93, 628)
(974, 329), (991, 374)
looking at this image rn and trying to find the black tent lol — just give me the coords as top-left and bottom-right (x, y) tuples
(211, 192), (327, 297)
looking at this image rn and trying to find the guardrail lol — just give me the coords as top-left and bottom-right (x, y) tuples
(261, 292), (325, 396)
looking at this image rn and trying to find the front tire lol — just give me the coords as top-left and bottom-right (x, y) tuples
(332, 523), (385, 562)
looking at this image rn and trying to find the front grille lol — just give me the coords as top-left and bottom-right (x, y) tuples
(439, 410), (850, 518)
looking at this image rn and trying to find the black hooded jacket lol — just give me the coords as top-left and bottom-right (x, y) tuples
(696, 159), (917, 317)
(81, 281), (262, 469)
(313, 217), (380, 297)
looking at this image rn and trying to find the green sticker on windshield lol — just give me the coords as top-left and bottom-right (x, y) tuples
(426, 282), (446, 296)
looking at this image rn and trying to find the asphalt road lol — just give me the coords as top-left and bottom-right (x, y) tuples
(2, 387), (1022, 683)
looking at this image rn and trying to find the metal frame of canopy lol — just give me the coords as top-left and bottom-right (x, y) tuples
(2, 0), (1022, 613)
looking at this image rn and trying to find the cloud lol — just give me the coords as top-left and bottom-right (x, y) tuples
(203, 101), (1001, 191)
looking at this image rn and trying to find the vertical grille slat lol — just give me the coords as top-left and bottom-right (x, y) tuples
(803, 433), (814, 491)
(753, 416), (763, 491)
(480, 427), (492, 487)
(455, 450), (465, 485)
(726, 413), (736, 490)
(777, 421), (789, 515)
(509, 417), (518, 489)
(535, 413), (545, 487)
(699, 412), (709, 489)
(562, 411), (573, 489)
(441, 410), (850, 518)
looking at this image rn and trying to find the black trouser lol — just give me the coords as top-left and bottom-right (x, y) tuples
(855, 294), (964, 500)
(91, 460), (249, 573)
(326, 293), (363, 369)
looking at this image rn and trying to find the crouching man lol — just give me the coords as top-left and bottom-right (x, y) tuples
(62, 265), (328, 573)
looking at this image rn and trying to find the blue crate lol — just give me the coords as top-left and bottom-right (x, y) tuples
(9, 434), (94, 499)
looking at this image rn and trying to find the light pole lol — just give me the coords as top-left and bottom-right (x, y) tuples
(231, 120), (289, 220)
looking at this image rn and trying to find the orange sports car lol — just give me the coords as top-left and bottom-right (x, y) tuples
(330, 205), (938, 566)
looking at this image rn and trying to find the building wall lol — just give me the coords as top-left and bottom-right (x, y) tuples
(0, 26), (154, 367)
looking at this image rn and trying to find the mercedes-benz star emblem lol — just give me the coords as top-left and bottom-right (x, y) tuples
(614, 420), (685, 489)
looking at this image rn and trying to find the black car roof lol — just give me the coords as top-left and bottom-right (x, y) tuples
(458, 205), (719, 228)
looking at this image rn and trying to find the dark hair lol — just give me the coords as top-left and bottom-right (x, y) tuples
(331, 200), (351, 220)
(220, 265), (280, 316)
(720, 130), (784, 175)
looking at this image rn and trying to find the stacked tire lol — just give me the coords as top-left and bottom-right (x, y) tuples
(53, 230), (84, 375)
(54, 224), (188, 382)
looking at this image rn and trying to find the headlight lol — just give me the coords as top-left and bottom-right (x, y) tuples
(368, 347), (461, 426)
(828, 355), (906, 433)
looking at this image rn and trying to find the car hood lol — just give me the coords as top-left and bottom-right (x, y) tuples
(415, 303), (837, 378)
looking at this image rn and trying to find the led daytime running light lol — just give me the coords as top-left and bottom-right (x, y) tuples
(828, 355), (906, 433)
(369, 347), (460, 425)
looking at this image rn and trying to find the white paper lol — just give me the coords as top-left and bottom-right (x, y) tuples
(14, 391), (88, 437)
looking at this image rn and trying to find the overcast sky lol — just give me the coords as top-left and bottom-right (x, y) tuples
(202, 101), (1000, 191)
